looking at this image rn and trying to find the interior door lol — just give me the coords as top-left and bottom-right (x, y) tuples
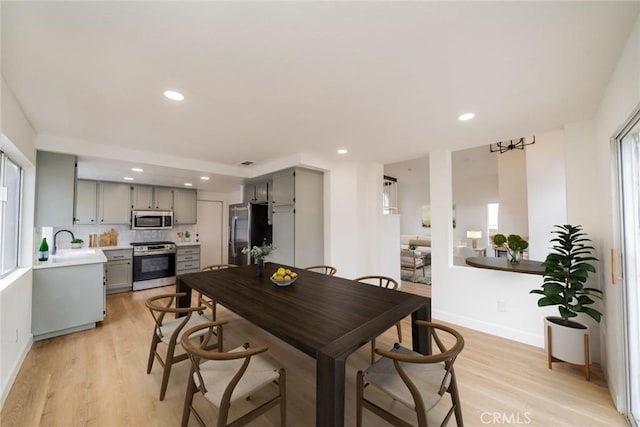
(195, 200), (224, 268)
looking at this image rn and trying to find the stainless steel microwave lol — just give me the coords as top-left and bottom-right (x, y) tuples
(131, 210), (173, 230)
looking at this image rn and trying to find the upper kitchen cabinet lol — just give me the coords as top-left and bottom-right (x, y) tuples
(130, 185), (173, 210)
(97, 182), (131, 224)
(244, 181), (270, 204)
(173, 189), (197, 224)
(154, 187), (174, 210)
(271, 171), (295, 206)
(35, 151), (77, 227)
(74, 180), (97, 224)
(130, 185), (154, 210)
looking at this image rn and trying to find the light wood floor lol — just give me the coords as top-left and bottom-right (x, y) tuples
(1, 281), (626, 426)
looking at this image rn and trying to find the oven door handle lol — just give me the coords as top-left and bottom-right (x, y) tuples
(230, 216), (238, 257)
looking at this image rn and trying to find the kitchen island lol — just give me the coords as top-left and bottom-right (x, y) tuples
(32, 248), (107, 341)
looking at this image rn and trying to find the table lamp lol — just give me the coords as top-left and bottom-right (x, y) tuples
(467, 231), (482, 248)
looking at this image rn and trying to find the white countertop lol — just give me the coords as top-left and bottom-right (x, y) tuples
(33, 248), (108, 269)
(175, 241), (200, 247)
(99, 245), (133, 251)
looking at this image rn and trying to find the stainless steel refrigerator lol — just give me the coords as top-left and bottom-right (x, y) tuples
(228, 203), (271, 266)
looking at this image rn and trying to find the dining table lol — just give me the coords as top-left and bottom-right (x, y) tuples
(176, 262), (432, 427)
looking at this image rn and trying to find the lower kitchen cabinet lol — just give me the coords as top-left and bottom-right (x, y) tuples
(176, 244), (201, 275)
(32, 262), (106, 341)
(104, 248), (133, 294)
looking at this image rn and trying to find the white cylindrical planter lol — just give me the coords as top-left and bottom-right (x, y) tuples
(544, 316), (591, 380)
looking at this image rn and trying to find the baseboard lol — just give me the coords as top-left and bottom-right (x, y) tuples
(433, 309), (544, 348)
(1, 335), (33, 409)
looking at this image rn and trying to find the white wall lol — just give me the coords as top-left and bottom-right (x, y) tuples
(431, 149), (560, 347)
(526, 129), (567, 261)
(0, 77), (37, 407)
(591, 14), (640, 411)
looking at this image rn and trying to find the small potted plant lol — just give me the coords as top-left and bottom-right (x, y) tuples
(242, 240), (275, 277)
(530, 224), (601, 379)
(492, 233), (528, 263)
(70, 238), (84, 249)
(184, 230), (191, 242)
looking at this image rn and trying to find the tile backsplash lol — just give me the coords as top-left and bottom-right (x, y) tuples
(46, 224), (197, 249)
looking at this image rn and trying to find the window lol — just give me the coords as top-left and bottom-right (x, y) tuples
(0, 152), (22, 277)
(487, 203), (499, 245)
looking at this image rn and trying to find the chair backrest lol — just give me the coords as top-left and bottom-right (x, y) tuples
(376, 321), (464, 399)
(201, 263), (238, 271)
(181, 322), (268, 395)
(145, 293), (206, 337)
(303, 265), (337, 276)
(354, 275), (398, 290)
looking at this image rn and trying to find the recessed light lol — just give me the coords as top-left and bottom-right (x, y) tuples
(200, 176), (210, 180)
(184, 182), (193, 187)
(337, 149), (348, 155)
(124, 177), (134, 181)
(131, 167), (143, 172)
(163, 90), (184, 101)
(458, 113), (475, 121)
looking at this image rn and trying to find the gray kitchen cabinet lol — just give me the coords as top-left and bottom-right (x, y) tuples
(32, 262), (106, 341)
(270, 168), (323, 267)
(174, 189), (197, 224)
(74, 179), (97, 224)
(97, 182), (131, 224)
(131, 185), (173, 210)
(35, 151), (77, 227)
(154, 187), (174, 210)
(271, 170), (295, 206)
(244, 181), (270, 204)
(104, 249), (133, 294)
(176, 245), (201, 275)
(131, 185), (154, 209)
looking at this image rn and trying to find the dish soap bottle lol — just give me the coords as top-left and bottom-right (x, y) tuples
(38, 238), (49, 261)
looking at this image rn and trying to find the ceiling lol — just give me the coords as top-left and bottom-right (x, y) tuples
(2, 2), (638, 191)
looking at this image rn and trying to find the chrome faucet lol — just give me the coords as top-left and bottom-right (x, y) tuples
(52, 229), (75, 255)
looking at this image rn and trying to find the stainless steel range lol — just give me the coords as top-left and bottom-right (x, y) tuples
(131, 241), (177, 291)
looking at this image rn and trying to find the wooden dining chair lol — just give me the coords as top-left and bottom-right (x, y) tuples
(356, 321), (465, 427)
(354, 275), (403, 363)
(181, 321), (286, 427)
(198, 264), (238, 320)
(145, 293), (220, 401)
(303, 265), (337, 276)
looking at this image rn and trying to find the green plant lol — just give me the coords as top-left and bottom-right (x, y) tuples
(70, 238), (84, 244)
(242, 240), (275, 260)
(184, 230), (190, 238)
(530, 224), (602, 324)
(408, 244), (417, 251)
(493, 233), (528, 260)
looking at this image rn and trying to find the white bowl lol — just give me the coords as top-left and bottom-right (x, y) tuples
(270, 276), (297, 287)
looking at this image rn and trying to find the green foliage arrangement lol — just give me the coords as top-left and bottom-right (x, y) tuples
(493, 233), (529, 261)
(242, 241), (275, 260)
(530, 224), (602, 324)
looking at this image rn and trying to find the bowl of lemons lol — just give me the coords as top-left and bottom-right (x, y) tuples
(270, 267), (298, 287)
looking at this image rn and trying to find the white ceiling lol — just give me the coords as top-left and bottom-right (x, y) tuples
(2, 2), (638, 191)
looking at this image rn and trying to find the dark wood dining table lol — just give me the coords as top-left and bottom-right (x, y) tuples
(176, 262), (432, 427)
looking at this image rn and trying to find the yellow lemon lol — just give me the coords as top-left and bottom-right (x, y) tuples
(277, 267), (286, 275)
(284, 275), (291, 281)
(274, 275), (284, 281)
(285, 269), (292, 275)
(290, 272), (298, 278)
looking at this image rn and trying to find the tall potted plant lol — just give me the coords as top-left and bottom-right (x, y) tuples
(530, 224), (602, 379)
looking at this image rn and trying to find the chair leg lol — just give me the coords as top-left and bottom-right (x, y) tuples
(396, 322), (402, 343)
(356, 371), (364, 427)
(371, 338), (376, 364)
(448, 370), (464, 427)
(159, 341), (177, 401)
(279, 368), (287, 426)
(182, 372), (197, 427)
(147, 332), (160, 374)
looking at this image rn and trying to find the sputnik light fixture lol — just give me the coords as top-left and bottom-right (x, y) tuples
(490, 136), (535, 154)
